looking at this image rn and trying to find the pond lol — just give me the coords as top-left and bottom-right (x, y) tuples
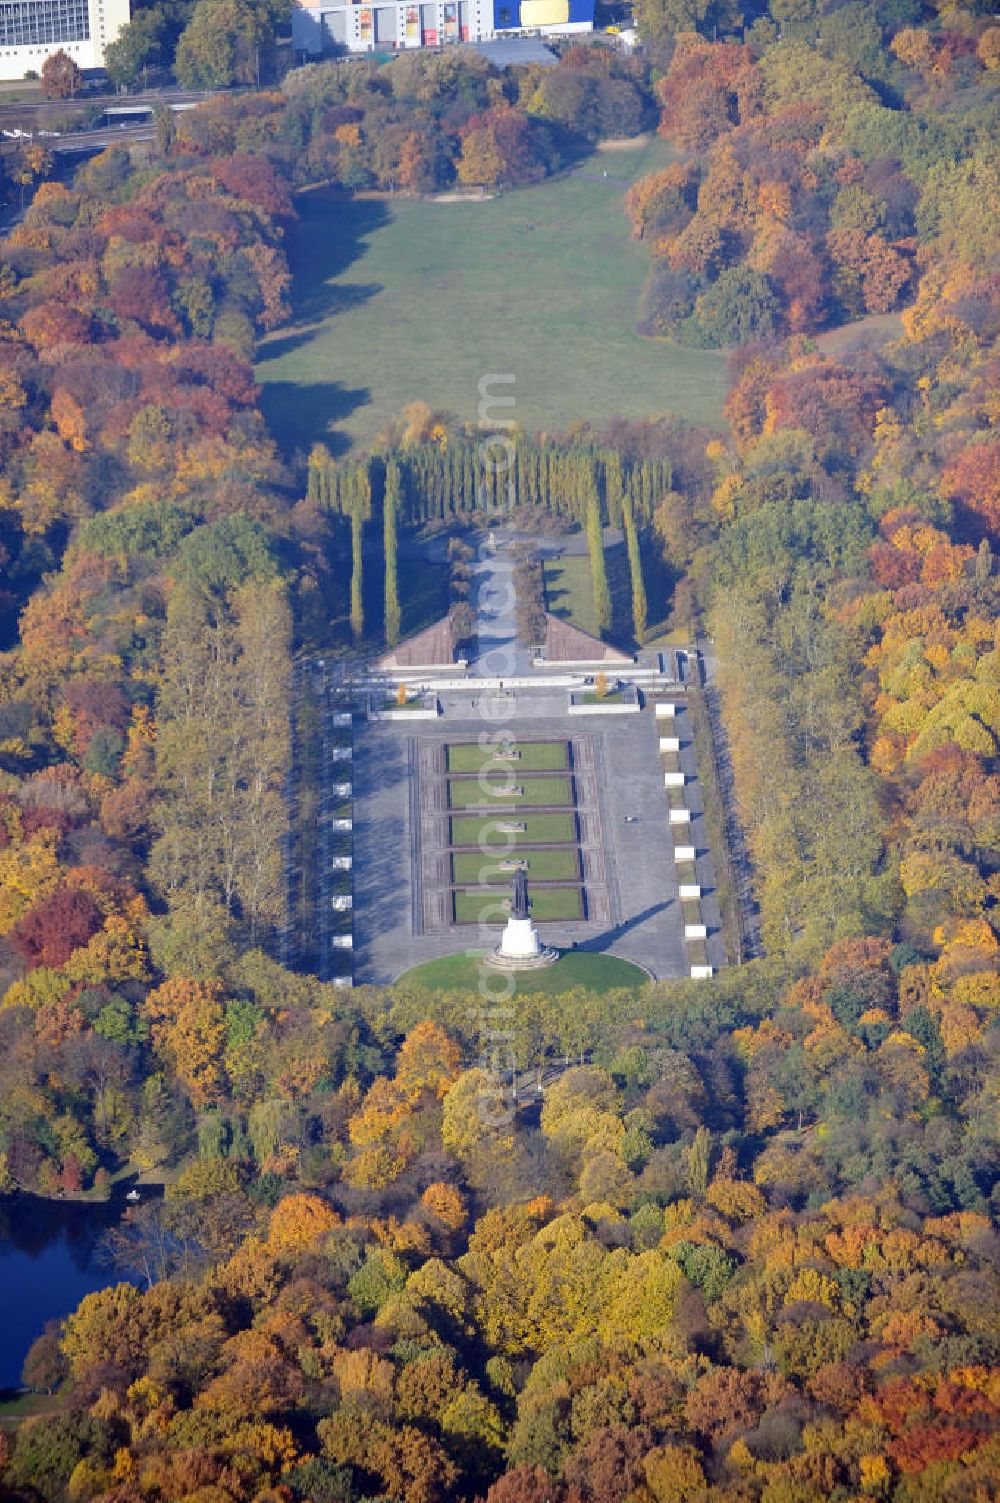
(0, 1197), (129, 1390)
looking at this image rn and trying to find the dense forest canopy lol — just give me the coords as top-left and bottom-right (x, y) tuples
(0, 4), (998, 1501)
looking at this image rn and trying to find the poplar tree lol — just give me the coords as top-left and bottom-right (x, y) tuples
(603, 450), (624, 529)
(587, 493), (612, 636)
(623, 492), (647, 644)
(350, 502), (364, 642)
(384, 459), (401, 647)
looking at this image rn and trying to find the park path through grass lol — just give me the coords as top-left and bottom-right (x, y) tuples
(257, 136), (729, 454)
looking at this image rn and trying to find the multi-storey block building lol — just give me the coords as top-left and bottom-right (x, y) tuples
(0, 0), (130, 81)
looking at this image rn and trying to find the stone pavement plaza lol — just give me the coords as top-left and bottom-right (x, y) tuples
(351, 690), (725, 984)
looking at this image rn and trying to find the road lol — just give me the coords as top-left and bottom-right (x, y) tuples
(0, 86), (214, 157)
(0, 86), (208, 127)
(470, 537), (532, 678)
(41, 124), (156, 154)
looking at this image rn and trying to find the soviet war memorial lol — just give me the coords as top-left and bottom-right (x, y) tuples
(0, 6), (999, 1503)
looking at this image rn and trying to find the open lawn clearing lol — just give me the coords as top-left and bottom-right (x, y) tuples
(256, 138), (728, 454)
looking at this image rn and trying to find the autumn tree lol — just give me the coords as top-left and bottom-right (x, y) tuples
(40, 49), (83, 99)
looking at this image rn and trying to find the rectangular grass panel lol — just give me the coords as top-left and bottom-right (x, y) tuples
(453, 886), (584, 925)
(446, 741), (569, 774)
(543, 555), (596, 637)
(451, 848), (580, 886)
(449, 812), (578, 847)
(447, 774), (573, 809)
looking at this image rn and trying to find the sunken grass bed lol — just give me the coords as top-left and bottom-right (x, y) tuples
(449, 812), (579, 847)
(453, 886), (584, 924)
(447, 774), (574, 809)
(446, 740), (569, 774)
(450, 848), (581, 885)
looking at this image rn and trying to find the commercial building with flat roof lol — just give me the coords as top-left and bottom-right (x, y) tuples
(293, 0), (592, 57)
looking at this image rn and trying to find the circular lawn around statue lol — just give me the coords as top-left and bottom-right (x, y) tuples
(394, 951), (650, 994)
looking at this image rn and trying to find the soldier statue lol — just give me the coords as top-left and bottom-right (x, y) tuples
(511, 864), (530, 920)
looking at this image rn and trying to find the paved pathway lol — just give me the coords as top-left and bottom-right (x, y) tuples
(470, 537), (532, 678)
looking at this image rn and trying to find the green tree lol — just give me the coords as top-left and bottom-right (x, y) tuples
(622, 493), (647, 644)
(586, 494), (611, 637)
(350, 504), (364, 642)
(632, 0), (739, 44)
(175, 0), (269, 88)
(150, 571), (290, 944)
(384, 460), (402, 647)
(103, 12), (163, 91)
(692, 267), (780, 348)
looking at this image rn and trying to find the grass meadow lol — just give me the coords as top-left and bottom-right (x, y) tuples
(256, 137), (728, 455)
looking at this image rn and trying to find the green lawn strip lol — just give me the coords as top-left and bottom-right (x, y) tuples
(447, 774), (574, 808)
(451, 847), (580, 885)
(580, 690), (626, 704)
(395, 949), (648, 994)
(453, 886), (584, 924)
(446, 740), (568, 773)
(543, 555), (597, 637)
(449, 812), (578, 846)
(0, 1393), (70, 1432)
(398, 556), (450, 637)
(256, 138), (728, 455)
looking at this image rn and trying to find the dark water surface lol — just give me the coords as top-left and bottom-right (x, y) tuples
(0, 1197), (126, 1389)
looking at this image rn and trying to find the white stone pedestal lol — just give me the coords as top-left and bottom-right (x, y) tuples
(485, 915), (558, 972)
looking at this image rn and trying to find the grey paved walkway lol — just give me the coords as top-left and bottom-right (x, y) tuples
(470, 543), (532, 678)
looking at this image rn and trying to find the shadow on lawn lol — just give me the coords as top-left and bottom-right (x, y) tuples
(287, 192), (391, 323)
(256, 194), (394, 456)
(259, 379), (371, 458)
(260, 283), (383, 363)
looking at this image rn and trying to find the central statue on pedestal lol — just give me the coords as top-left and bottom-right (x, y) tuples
(511, 865), (530, 920)
(485, 864), (559, 971)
